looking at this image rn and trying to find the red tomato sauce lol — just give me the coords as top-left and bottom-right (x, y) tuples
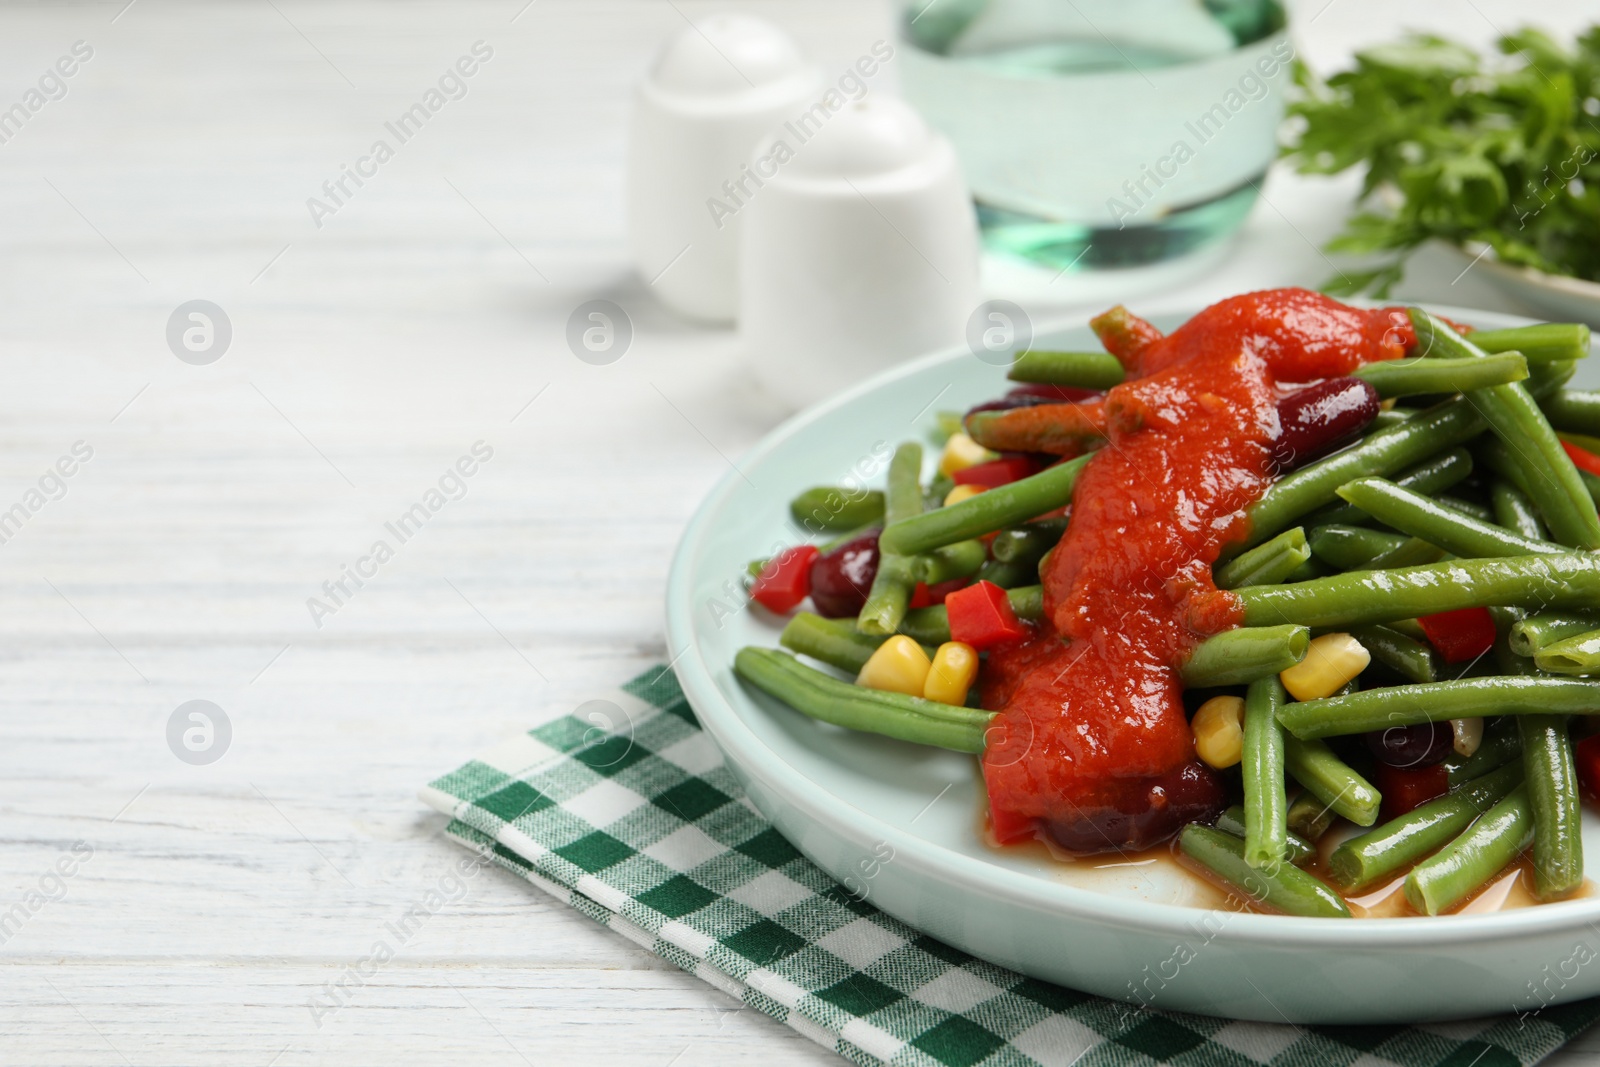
(980, 289), (1414, 854)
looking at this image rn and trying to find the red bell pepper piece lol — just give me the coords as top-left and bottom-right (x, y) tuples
(1417, 607), (1497, 664)
(1374, 760), (1449, 821)
(750, 545), (818, 614)
(908, 577), (970, 610)
(1562, 440), (1600, 479)
(945, 580), (1029, 650)
(952, 455), (1037, 488)
(1576, 734), (1600, 803)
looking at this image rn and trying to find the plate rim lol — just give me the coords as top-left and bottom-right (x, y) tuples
(665, 298), (1600, 948)
(1459, 239), (1600, 299)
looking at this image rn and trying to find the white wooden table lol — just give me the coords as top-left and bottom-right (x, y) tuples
(5, 1), (1600, 1063)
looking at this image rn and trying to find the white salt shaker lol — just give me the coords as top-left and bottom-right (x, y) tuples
(740, 97), (980, 408)
(627, 15), (822, 323)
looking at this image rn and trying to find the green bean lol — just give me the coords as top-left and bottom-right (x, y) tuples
(1451, 717), (1522, 784)
(1007, 350), (1125, 389)
(1413, 309), (1600, 549)
(1287, 791), (1337, 841)
(1215, 805), (1315, 865)
(1367, 536), (1448, 571)
(1580, 468), (1600, 508)
(789, 487), (885, 533)
(965, 405), (1105, 455)
(1214, 527), (1309, 590)
(885, 445), (924, 522)
(880, 455), (1091, 556)
(1436, 495), (1496, 523)
(1404, 786), (1533, 915)
(1519, 715), (1584, 898)
(1349, 624), (1437, 684)
(1513, 614), (1600, 662)
(1470, 322), (1591, 364)
(1179, 625), (1309, 688)
(859, 443), (924, 635)
(1179, 825), (1350, 917)
(1239, 394), (1487, 551)
(1540, 389), (1600, 436)
(1284, 735), (1381, 826)
(1528, 360), (1577, 399)
(1237, 552), (1600, 630)
(971, 558), (1027, 589)
(858, 555), (918, 636)
(1306, 525), (1444, 573)
(1036, 547), (1055, 580)
(778, 613), (935, 675)
(990, 517), (1067, 566)
(1283, 558), (1332, 584)
(904, 595), (1307, 688)
(733, 647), (991, 752)
(1534, 629), (1600, 675)
(1307, 524), (1408, 571)
(1385, 617), (1428, 642)
(1308, 448), (1473, 528)
(916, 539), (987, 585)
(1475, 435), (1535, 501)
(1491, 479), (1547, 541)
(1510, 613), (1600, 657)
(1371, 408), (1418, 431)
(1328, 762), (1523, 892)
(1241, 676), (1290, 868)
(780, 613), (882, 674)
(1352, 353), (1528, 398)
(1277, 676), (1600, 739)
(899, 584), (1043, 645)
(1334, 478), (1564, 559)
(932, 411), (963, 445)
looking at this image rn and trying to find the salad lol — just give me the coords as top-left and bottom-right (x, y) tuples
(733, 287), (1600, 919)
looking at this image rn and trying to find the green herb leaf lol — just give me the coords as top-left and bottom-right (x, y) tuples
(1282, 25), (1600, 295)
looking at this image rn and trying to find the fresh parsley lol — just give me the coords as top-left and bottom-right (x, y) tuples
(1282, 26), (1600, 296)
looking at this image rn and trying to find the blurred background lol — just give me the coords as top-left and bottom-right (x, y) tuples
(4, 1), (1600, 1064)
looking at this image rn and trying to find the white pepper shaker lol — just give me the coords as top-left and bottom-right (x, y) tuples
(627, 14), (822, 324)
(740, 96), (980, 407)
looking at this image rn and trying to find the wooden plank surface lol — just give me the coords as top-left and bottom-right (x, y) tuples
(3, 1), (1600, 1063)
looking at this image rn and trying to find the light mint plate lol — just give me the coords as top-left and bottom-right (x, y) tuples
(665, 303), (1600, 1024)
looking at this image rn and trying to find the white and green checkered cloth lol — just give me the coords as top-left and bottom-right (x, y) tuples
(420, 666), (1600, 1067)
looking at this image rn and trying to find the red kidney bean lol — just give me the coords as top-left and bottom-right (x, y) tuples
(1366, 721), (1453, 768)
(808, 529), (880, 618)
(965, 383), (1103, 418)
(1040, 760), (1224, 854)
(1270, 377), (1380, 471)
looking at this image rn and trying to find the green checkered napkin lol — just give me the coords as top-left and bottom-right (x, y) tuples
(420, 666), (1600, 1067)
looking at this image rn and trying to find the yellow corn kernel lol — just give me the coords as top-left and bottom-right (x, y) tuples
(939, 432), (995, 476)
(1191, 695), (1245, 769)
(944, 483), (986, 507)
(1280, 632), (1371, 701)
(857, 635), (932, 697)
(924, 642), (979, 705)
